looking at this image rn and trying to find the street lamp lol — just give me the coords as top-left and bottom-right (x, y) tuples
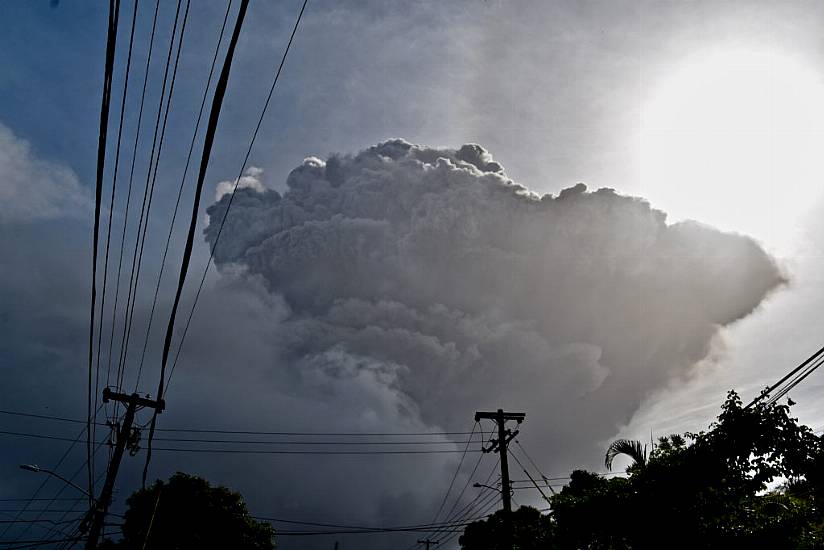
(473, 482), (501, 492)
(19, 464), (93, 500)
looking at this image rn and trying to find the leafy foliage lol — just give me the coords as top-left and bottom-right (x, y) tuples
(100, 472), (275, 550)
(459, 506), (557, 550)
(460, 391), (824, 549)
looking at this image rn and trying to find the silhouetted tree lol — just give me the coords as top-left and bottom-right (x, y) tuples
(460, 391), (824, 549)
(100, 472), (275, 550)
(459, 506), (557, 550)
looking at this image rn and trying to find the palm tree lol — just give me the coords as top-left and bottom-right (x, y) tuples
(605, 438), (648, 471)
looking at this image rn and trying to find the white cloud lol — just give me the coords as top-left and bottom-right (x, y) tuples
(214, 165), (265, 201)
(0, 122), (89, 223)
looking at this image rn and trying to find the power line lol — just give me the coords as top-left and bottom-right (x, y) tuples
(165, 0), (310, 390)
(766, 353), (824, 406)
(432, 493), (502, 547)
(135, 0), (234, 395)
(6, 419), (107, 545)
(133, 0), (193, 390)
(430, 423), (478, 525)
(436, 450), (486, 532)
(148, 437), (479, 446)
(108, 0), (161, 420)
(0, 429), (486, 452)
(254, 510), (499, 538)
(0, 539), (85, 550)
(37, 461), (109, 548)
(141, 0), (253, 487)
(151, 428), (475, 437)
(0, 408), (477, 436)
(251, 515), (492, 533)
(0, 411), (95, 541)
(747, 344), (824, 408)
(93, 0), (139, 489)
(513, 440), (551, 486)
(150, 447), (481, 455)
(509, 450), (551, 502)
(88, 0), (121, 512)
(0, 500), (85, 503)
(115, 0), (185, 402)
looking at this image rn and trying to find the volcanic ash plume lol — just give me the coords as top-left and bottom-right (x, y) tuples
(205, 139), (784, 467)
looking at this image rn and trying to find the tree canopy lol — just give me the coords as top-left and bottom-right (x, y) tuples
(460, 391), (824, 549)
(101, 472), (275, 550)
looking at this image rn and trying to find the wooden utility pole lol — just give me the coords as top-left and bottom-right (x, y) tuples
(418, 539), (439, 549)
(474, 409), (525, 550)
(84, 388), (164, 550)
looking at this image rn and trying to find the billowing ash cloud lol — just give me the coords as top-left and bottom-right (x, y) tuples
(204, 139), (784, 475)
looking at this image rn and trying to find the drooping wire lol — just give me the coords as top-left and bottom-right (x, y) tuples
(114, 0), (184, 404)
(2, 406), (103, 543)
(409, 456), (499, 549)
(14, 440), (109, 546)
(0, 407), (477, 436)
(88, 0), (121, 512)
(141, 0), (252, 487)
(164, 0), (309, 391)
(439, 449), (486, 525)
(132, 0), (193, 391)
(514, 439), (554, 493)
(429, 422), (479, 525)
(766, 353), (824, 406)
(746, 344), (824, 408)
(133, 0), (233, 396)
(0, 429), (482, 447)
(433, 491), (502, 547)
(0, 432), (83, 540)
(106, 0), (161, 415)
(510, 449), (552, 502)
(92, 0), (140, 507)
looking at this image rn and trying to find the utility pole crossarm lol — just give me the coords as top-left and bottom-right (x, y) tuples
(473, 408), (525, 550)
(474, 411), (525, 423)
(102, 387), (165, 412)
(85, 390), (164, 550)
(418, 539), (439, 550)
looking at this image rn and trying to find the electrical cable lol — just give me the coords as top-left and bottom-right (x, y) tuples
(108, 0), (161, 422)
(140, 0), (248, 486)
(250, 515), (488, 532)
(433, 493), (502, 547)
(766, 353), (824, 406)
(6, 415), (105, 545)
(746, 344), (824, 408)
(438, 451), (485, 521)
(514, 439), (551, 487)
(134, 0), (233, 396)
(92, 0), (139, 495)
(88, 0), (121, 512)
(0, 408), (477, 436)
(429, 422), (478, 525)
(164, 0), (309, 391)
(0, 414), (95, 540)
(510, 449), (552, 501)
(132, 0), (192, 390)
(115, 0), (184, 402)
(37, 451), (109, 547)
(149, 447), (480, 455)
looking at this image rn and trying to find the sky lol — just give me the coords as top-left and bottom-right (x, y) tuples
(2, 1), (824, 548)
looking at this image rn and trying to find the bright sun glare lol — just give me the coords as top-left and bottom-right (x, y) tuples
(640, 49), (824, 252)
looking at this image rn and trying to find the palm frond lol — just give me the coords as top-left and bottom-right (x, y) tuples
(605, 438), (648, 471)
